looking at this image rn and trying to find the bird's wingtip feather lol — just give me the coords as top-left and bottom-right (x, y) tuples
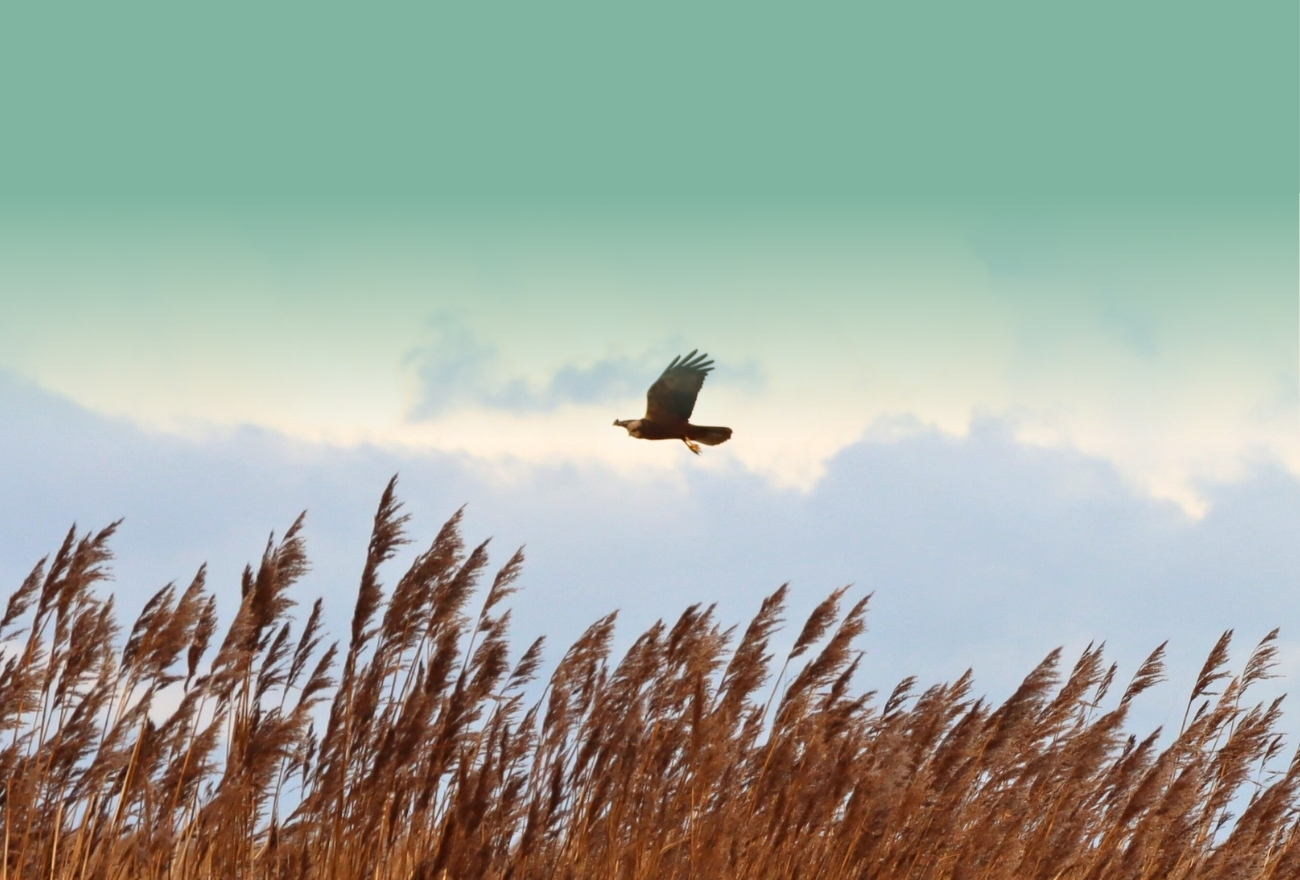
(662, 349), (716, 375)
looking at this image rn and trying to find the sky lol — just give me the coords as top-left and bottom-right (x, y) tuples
(1, 2), (1297, 733)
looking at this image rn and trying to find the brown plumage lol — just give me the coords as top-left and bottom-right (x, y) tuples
(613, 350), (733, 454)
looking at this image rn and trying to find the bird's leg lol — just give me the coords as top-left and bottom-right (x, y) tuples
(683, 438), (701, 455)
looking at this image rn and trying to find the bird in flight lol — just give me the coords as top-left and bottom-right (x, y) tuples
(614, 350), (733, 454)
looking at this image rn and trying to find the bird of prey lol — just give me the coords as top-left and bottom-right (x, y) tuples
(613, 350), (733, 454)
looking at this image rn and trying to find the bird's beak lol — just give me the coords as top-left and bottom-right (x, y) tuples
(612, 420), (622, 427)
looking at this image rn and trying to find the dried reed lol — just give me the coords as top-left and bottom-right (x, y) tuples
(2, 478), (1296, 879)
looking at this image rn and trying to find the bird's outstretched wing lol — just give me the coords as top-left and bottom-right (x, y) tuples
(645, 350), (714, 422)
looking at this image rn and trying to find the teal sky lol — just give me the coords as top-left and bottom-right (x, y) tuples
(1, 2), (1295, 203)
(1, 0), (1298, 722)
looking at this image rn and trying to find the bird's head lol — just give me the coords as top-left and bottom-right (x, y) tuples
(613, 418), (642, 437)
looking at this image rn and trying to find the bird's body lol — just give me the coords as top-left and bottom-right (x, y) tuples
(614, 350), (733, 454)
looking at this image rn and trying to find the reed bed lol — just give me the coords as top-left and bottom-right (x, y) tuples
(2, 478), (1297, 879)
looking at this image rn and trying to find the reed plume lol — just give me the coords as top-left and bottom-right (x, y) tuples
(2, 480), (1296, 879)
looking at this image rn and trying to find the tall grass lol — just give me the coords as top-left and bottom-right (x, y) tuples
(2, 478), (1297, 879)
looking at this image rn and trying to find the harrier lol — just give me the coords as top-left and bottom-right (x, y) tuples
(613, 350), (733, 454)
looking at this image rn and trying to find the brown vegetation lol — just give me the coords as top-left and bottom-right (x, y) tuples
(2, 478), (1298, 879)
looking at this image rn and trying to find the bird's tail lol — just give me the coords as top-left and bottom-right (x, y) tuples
(686, 425), (733, 446)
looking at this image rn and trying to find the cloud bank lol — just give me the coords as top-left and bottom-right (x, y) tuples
(3, 370), (1297, 743)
